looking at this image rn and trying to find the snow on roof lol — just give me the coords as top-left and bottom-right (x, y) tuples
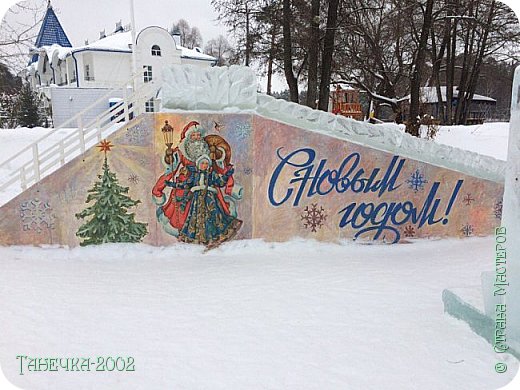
(403, 86), (496, 103)
(72, 30), (216, 61)
(27, 27), (216, 71)
(26, 61), (38, 73)
(25, 44), (72, 71)
(180, 46), (217, 61)
(330, 83), (356, 92)
(39, 44), (72, 65)
(72, 31), (133, 53)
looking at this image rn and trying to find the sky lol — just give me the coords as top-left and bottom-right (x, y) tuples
(48, 0), (229, 47)
(0, 0), (284, 91)
(2, 0), (229, 47)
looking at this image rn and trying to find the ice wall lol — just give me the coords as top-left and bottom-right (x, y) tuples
(161, 65), (257, 110)
(504, 67), (520, 339)
(161, 65), (506, 184)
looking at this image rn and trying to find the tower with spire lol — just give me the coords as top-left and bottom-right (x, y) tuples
(30, 0), (72, 64)
(24, 3), (217, 127)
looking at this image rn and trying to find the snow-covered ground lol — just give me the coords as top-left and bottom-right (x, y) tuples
(0, 238), (517, 389)
(429, 122), (509, 161)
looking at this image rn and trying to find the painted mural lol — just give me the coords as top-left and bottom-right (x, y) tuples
(151, 113), (253, 247)
(75, 140), (148, 246)
(0, 112), (504, 248)
(151, 120), (243, 248)
(251, 116), (504, 244)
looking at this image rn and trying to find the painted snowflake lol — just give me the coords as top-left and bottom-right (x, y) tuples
(403, 225), (416, 238)
(301, 203), (327, 232)
(128, 173), (139, 184)
(461, 223), (473, 237)
(494, 200), (503, 219)
(58, 184), (79, 202)
(124, 124), (149, 145)
(406, 169), (428, 192)
(463, 193), (475, 206)
(233, 122), (252, 140)
(20, 198), (55, 233)
(243, 167), (252, 175)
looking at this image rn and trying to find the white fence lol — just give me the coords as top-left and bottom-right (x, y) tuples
(0, 76), (160, 203)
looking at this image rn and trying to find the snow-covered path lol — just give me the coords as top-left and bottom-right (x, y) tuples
(0, 238), (516, 389)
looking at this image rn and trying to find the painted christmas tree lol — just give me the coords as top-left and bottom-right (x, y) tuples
(75, 140), (147, 246)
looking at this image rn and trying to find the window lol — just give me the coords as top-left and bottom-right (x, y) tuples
(151, 45), (161, 56)
(143, 65), (153, 83)
(84, 64), (94, 81)
(145, 98), (155, 113)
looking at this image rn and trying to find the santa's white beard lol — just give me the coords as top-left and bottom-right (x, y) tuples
(184, 139), (210, 162)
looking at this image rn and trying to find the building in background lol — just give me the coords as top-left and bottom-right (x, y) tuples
(329, 84), (364, 121)
(400, 86), (497, 125)
(23, 2), (217, 127)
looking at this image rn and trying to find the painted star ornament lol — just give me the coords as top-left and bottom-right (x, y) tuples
(97, 139), (114, 154)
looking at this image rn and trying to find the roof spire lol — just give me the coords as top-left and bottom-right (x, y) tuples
(29, 2), (72, 64)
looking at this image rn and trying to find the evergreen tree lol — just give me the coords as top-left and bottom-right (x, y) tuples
(0, 92), (18, 128)
(15, 83), (42, 128)
(0, 63), (22, 94)
(76, 150), (147, 246)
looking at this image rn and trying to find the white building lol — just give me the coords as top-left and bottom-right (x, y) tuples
(25, 3), (217, 126)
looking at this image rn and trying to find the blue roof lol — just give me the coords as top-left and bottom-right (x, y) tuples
(30, 5), (72, 64)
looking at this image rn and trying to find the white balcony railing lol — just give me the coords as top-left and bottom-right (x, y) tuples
(0, 74), (160, 203)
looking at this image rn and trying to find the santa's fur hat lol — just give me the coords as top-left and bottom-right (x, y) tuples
(180, 121), (204, 141)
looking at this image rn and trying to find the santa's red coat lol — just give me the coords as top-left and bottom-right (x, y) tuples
(152, 149), (235, 231)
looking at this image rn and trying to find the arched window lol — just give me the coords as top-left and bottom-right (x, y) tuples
(151, 45), (161, 56)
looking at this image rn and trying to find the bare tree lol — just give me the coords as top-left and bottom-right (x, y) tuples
(407, 0), (435, 136)
(305, 0), (320, 107)
(317, 0), (339, 111)
(186, 26), (203, 49)
(429, 5), (450, 123)
(429, 0), (520, 125)
(211, 0), (261, 66)
(0, 0), (47, 74)
(283, 0), (299, 102)
(253, 0), (283, 95)
(205, 35), (236, 66)
(170, 20), (204, 49)
(211, 0), (520, 126)
(334, 0), (413, 117)
(455, 0), (517, 124)
(211, 0), (314, 98)
(171, 19), (191, 47)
